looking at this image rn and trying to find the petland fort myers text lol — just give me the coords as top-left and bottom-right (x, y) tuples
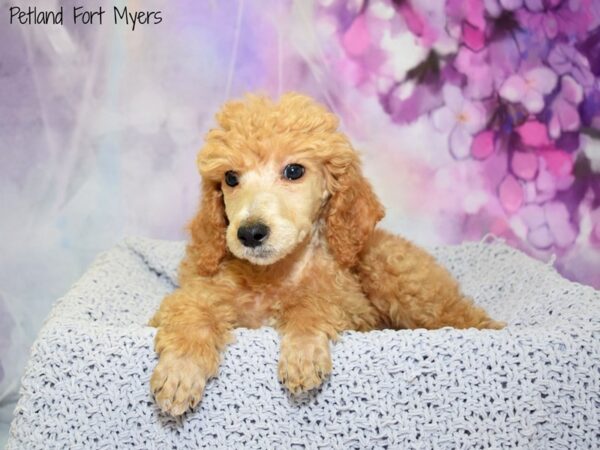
(8, 5), (162, 30)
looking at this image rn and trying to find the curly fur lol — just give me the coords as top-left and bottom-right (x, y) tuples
(150, 93), (504, 416)
(182, 179), (227, 277)
(326, 160), (384, 267)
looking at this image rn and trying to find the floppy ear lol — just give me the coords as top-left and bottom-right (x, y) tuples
(185, 178), (227, 277)
(325, 160), (385, 268)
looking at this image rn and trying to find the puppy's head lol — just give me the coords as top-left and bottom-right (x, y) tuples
(190, 93), (384, 275)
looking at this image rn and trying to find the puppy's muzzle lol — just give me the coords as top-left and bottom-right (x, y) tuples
(237, 222), (270, 248)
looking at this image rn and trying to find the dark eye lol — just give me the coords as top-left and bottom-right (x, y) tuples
(224, 171), (239, 187)
(283, 164), (305, 181)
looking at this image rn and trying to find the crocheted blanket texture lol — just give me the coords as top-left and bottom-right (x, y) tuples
(7, 237), (600, 449)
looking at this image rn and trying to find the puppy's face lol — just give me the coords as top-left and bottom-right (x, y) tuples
(195, 93), (383, 273)
(221, 157), (328, 265)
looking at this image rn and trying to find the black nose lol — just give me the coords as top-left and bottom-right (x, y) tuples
(237, 223), (270, 248)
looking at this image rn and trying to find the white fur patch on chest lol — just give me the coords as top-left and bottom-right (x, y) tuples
(287, 225), (323, 285)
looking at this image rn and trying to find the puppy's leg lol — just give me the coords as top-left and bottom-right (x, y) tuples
(278, 331), (333, 394)
(358, 229), (504, 330)
(150, 286), (236, 416)
(277, 301), (342, 394)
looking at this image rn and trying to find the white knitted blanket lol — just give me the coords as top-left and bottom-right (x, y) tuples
(7, 237), (600, 449)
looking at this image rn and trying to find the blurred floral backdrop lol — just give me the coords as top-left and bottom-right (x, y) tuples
(1, 0), (600, 441)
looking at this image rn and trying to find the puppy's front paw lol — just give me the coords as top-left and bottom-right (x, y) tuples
(150, 353), (208, 416)
(484, 319), (506, 330)
(278, 334), (332, 394)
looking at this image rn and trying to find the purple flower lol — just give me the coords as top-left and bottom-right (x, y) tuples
(548, 42), (595, 90)
(385, 80), (444, 124)
(520, 204), (550, 247)
(534, 149), (575, 202)
(520, 201), (577, 248)
(499, 66), (558, 113)
(580, 89), (600, 128)
(549, 75), (584, 139)
(484, 0), (523, 17)
(315, 0), (600, 286)
(455, 33), (520, 101)
(517, 0), (596, 40)
(454, 47), (495, 99)
(555, 132), (581, 153)
(395, 0), (459, 54)
(577, 26), (600, 77)
(432, 84), (487, 158)
(524, 0), (558, 11)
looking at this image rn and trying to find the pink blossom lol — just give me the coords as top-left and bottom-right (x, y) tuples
(529, 153), (574, 203)
(401, 0), (459, 54)
(471, 131), (495, 159)
(316, 0), (600, 287)
(342, 15), (371, 57)
(541, 148), (574, 178)
(461, 22), (485, 51)
(446, 0), (486, 30)
(515, 120), (552, 147)
(431, 84), (487, 158)
(454, 47), (494, 99)
(499, 66), (558, 113)
(511, 151), (538, 180)
(548, 76), (584, 139)
(445, 0), (489, 56)
(499, 174), (524, 212)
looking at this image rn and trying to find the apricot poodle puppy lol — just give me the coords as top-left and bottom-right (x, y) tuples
(150, 93), (504, 416)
